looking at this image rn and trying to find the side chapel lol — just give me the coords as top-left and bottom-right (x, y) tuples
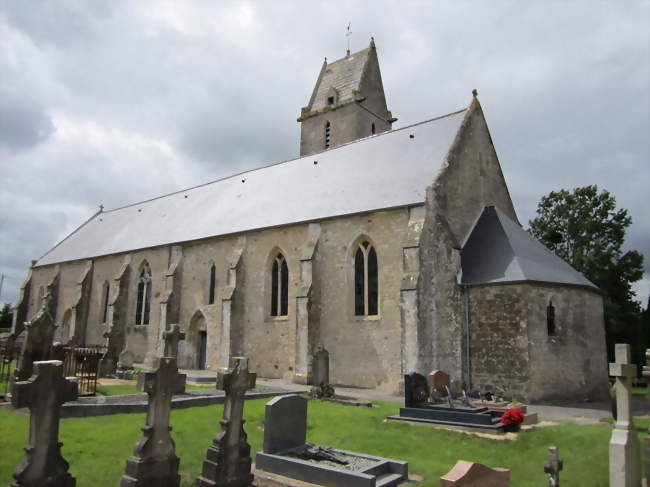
(11, 39), (609, 401)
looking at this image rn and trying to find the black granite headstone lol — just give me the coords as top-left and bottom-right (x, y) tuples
(263, 395), (307, 454)
(404, 372), (429, 408)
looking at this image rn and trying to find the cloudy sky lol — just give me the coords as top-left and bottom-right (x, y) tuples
(0, 1), (648, 306)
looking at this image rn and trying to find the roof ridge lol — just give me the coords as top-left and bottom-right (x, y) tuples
(104, 108), (468, 214)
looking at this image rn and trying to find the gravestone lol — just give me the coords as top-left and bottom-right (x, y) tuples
(404, 372), (429, 407)
(643, 348), (650, 487)
(11, 360), (78, 487)
(14, 293), (57, 383)
(197, 357), (256, 487)
(256, 395), (408, 486)
(263, 395), (308, 454)
(609, 343), (640, 487)
(440, 460), (510, 486)
(427, 370), (450, 397)
(121, 357), (186, 487)
(311, 345), (334, 398)
(163, 324), (185, 359)
(543, 446), (563, 487)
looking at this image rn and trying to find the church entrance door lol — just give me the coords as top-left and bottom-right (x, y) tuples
(198, 331), (207, 370)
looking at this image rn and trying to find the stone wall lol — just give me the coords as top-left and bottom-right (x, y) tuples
(418, 100), (518, 384)
(25, 205), (411, 392)
(467, 282), (609, 402)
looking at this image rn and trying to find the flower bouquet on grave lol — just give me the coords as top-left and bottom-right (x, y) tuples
(501, 408), (525, 432)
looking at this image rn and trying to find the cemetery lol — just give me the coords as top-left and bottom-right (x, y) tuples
(0, 295), (649, 486)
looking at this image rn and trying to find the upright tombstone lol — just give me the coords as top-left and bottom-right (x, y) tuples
(263, 395), (308, 454)
(310, 345), (334, 398)
(11, 360), (78, 487)
(404, 372), (429, 407)
(163, 324), (185, 359)
(543, 446), (563, 487)
(609, 343), (640, 487)
(428, 369), (450, 397)
(197, 357), (256, 487)
(121, 357), (186, 487)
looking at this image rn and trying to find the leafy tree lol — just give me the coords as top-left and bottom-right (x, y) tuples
(529, 185), (645, 363)
(0, 303), (12, 329)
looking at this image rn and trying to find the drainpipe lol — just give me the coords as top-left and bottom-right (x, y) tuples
(462, 285), (472, 390)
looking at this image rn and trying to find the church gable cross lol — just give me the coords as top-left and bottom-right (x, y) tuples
(163, 324), (185, 359)
(121, 357), (186, 487)
(11, 360), (78, 487)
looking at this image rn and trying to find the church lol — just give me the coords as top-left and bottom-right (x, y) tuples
(11, 39), (609, 402)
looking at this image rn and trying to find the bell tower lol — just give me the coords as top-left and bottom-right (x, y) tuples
(298, 38), (396, 157)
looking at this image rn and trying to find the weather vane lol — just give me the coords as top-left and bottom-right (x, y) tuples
(346, 22), (352, 56)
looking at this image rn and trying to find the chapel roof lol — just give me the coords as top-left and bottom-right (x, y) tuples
(460, 206), (599, 291)
(307, 43), (372, 111)
(36, 107), (468, 266)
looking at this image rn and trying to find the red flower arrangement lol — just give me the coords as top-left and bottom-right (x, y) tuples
(501, 408), (525, 429)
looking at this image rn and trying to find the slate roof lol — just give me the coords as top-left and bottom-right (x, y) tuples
(37, 108), (468, 266)
(309, 47), (371, 111)
(460, 206), (599, 290)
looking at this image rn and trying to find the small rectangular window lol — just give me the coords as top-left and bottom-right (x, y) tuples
(327, 96), (334, 105)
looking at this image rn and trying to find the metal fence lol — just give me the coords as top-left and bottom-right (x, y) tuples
(1, 343), (106, 398)
(0, 341), (20, 397)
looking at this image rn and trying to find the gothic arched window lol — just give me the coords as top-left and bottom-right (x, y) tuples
(100, 280), (110, 323)
(547, 300), (556, 336)
(208, 263), (216, 304)
(325, 121), (331, 149)
(371, 122), (376, 134)
(354, 240), (378, 316)
(271, 253), (289, 317)
(135, 263), (152, 325)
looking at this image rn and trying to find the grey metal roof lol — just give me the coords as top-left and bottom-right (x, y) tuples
(37, 109), (467, 266)
(460, 206), (599, 290)
(310, 48), (370, 111)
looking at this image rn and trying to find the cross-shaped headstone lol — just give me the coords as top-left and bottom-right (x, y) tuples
(643, 348), (650, 487)
(163, 324), (185, 359)
(609, 343), (640, 487)
(11, 360), (78, 487)
(197, 357), (256, 487)
(543, 446), (563, 487)
(121, 357), (186, 487)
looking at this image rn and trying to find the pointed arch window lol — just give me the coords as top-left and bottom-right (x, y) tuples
(354, 240), (378, 316)
(325, 121), (331, 149)
(371, 122), (376, 135)
(271, 253), (289, 317)
(547, 300), (556, 336)
(208, 263), (217, 305)
(100, 281), (110, 323)
(135, 263), (152, 325)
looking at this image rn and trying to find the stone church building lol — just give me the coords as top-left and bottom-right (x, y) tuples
(11, 40), (609, 402)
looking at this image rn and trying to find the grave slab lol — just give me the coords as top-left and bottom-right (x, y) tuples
(440, 460), (510, 486)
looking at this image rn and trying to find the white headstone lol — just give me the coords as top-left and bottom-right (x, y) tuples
(609, 343), (640, 487)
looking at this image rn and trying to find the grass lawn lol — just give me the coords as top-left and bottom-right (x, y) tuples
(2, 398), (644, 486)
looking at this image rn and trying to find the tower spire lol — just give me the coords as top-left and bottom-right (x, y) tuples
(346, 22), (352, 56)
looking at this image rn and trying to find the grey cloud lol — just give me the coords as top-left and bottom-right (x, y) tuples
(0, 91), (55, 151)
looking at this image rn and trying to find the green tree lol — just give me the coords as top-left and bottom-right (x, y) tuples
(529, 185), (645, 363)
(0, 303), (12, 329)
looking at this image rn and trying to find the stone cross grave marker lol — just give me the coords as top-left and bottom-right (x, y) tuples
(197, 357), (256, 487)
(263, 395), (308, 454)
(609, 343), (640, 487)
(543, 446), (563, 487)
(440, 460), (510, 487)
(14, 293), (56, 383)
(163, 324), (186, 359)
(121, 356), (186, 487)
(11, 360), (78, 487)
